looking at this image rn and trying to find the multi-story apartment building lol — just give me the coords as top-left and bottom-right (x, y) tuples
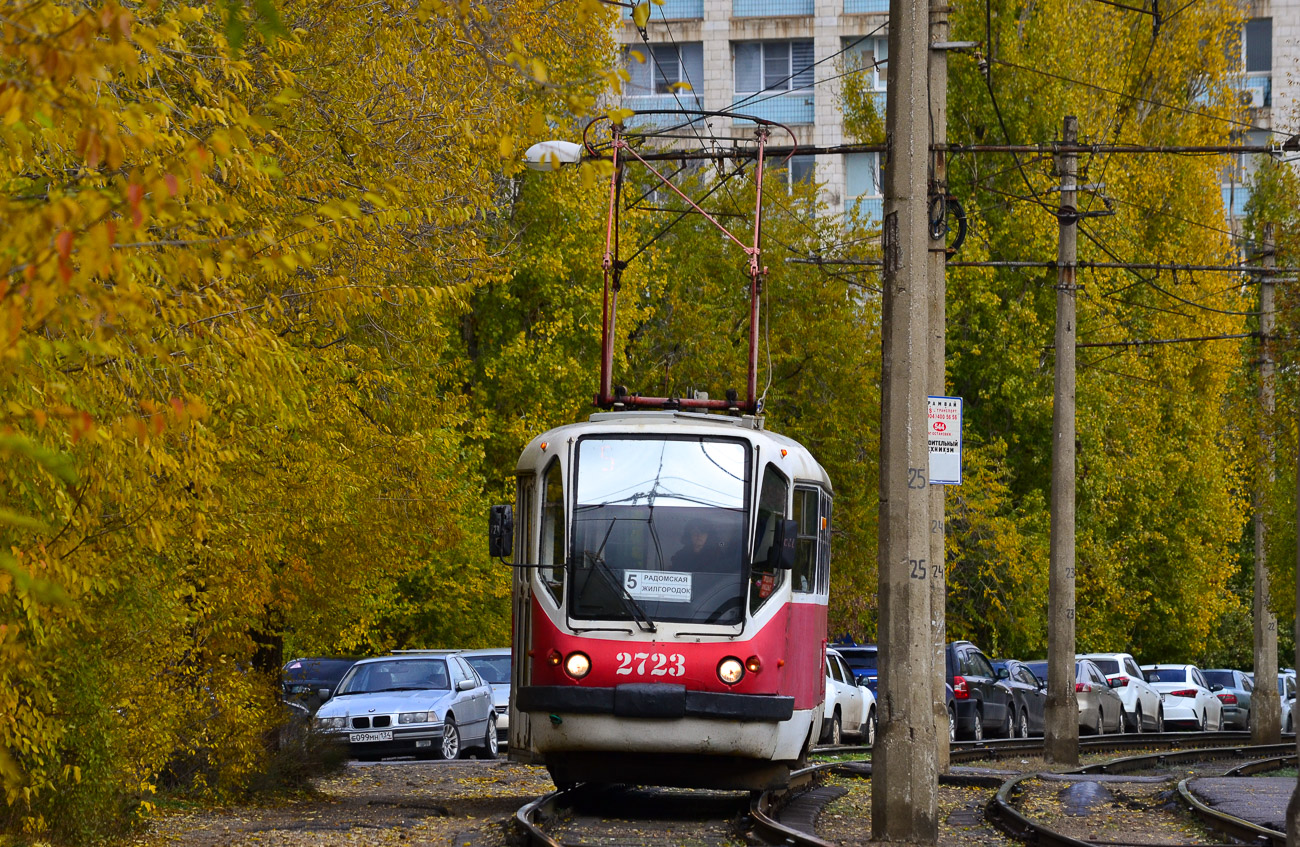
(616, 2), (1298, 227)
(1221, 1), (1298, 222)
(618, 0), (890, 222)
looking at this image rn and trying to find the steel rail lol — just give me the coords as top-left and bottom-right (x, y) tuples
(515, 786), (571, 847)
(983, 742), (1298, 847)
(518, 736), (1294, 846)
(749, 764), (839, 847)
(1222, 754), (1297, 777)
(1072, 743), (1295, 775)
(813, 729), (1269, 762)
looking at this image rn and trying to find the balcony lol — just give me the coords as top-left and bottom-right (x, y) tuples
(1221, 184), (1249, 219)
(847, 195), (883, 226)
(731, 93), (814, 125)
(843, 0), (888, 11)
(621, 94), (706, 129)
(733, 0), (813, 16)
(623, 0), (703, 20)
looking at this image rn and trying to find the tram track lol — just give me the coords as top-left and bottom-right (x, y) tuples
(983, 742), (1297, 847)
(515, 734), (1299, 847)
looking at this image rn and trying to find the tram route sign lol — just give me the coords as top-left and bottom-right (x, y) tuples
(623, 570), (693, 603)
(928, 396), (962, 485)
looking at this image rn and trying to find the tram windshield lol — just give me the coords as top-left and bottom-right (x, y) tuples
(570, 436), (750, 626)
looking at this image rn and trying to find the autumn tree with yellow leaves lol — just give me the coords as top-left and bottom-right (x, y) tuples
(929, 0), (1255, 658)
(0, 0), (615, 839)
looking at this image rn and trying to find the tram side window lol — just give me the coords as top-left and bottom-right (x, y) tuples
(515, 475), (534, 566)
(792, 487), (819, 593)
(538, 459), (566, 605)
(750, 464), (788, 614)
(816, 491), (832, 594)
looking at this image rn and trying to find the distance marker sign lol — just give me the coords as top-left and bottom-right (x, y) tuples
(928, 396), (962, 485)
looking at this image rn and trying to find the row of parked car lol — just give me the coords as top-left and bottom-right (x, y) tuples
(282, 649), (511, 760)
(826, 640), (1299, 743)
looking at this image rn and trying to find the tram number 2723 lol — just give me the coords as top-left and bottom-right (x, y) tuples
(615, 652), (687, 677)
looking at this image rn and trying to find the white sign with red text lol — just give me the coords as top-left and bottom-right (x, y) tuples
(928, 396), (962, 485)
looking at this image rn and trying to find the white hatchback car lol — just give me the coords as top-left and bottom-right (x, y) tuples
(823, 648), (877, 745)
(1280, 672), (1297, 733)
(1140, 664), (1223, 731)
(1080, 652), (1163, 732)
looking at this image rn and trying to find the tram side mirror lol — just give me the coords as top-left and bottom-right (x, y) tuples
(768, 519), (798, 570)
(488, 504), (514, 559)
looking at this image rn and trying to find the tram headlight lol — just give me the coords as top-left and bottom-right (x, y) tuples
(718, 657), (745, 685)
(745, 655), (762, 674)
(564, 652), (591, 680)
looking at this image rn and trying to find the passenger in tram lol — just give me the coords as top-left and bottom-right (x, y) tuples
(672, 518), (715, 570)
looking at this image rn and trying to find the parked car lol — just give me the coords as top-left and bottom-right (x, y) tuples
(1141, 663), (1224, 731)
(1202, 669), (1252, 730)
(1280, 672), (1296, 733)
(943, 682), (958, 743)
(1075, 659), (1125, 734)
(946, 641), (1013, 741)
(992, 658), (1047, 738)
(461, 648), (511, 742)
(823, 648), (876, 745)
(282, 657), (360, 715)
(1024, 660), (1048, 684)
(314, 652), (497, 760)
(833, 643), (879, 695)
(1080, 652), (1164, 733)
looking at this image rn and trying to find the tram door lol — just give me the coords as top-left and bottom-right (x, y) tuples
(791, 485), (832, 718)
(510, 474), (535, 760)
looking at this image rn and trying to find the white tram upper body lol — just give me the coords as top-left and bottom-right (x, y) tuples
(503, 411), (833, 789)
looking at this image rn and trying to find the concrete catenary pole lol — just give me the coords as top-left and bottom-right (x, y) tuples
(873, 0), (937, 839)
(1289, 433), (1300, 847)
(928, 0), (951, 774)
(1253, 224), (1281, 745)
(1044, 115), (1080, 766)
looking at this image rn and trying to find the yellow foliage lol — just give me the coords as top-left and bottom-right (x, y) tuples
(0, 0), (614, 840)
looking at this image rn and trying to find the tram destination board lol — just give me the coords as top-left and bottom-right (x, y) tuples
(927, 396), (962, 485)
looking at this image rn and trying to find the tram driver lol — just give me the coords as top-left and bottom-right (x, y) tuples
(672, 517), (715, 570)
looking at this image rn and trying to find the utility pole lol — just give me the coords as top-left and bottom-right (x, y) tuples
(1253, 223), (1280, 745)
(1289, 434), (1300, 846)
(1044, 115), (1079, 766)
(873, 0), (937, 840)
(928, 0), (950, 774)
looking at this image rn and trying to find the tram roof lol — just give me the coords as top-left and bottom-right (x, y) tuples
(516, 411), (832, 491)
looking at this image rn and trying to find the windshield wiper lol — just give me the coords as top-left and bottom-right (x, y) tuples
(581, 517), (657, 633)
(585, 550), (657, 633)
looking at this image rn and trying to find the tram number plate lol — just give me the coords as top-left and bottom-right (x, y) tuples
(615, 652), (686, 677)
(349, 731), (393, 743)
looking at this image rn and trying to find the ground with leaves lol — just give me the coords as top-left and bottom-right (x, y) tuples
(129, 760), (552, 846)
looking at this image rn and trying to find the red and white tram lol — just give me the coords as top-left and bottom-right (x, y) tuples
(493, 410), (833, 789)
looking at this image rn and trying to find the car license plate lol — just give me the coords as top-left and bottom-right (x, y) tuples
(349, 730), (393, 743)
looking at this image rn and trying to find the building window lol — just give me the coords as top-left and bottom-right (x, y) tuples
(625, 44), (704, 97)
(771, 154), (815, 191)
(1244, 18), (1271, 73)
(842, 35), (887, 91)
(845, 151), (883, 221)
(734, 41), (815, 94)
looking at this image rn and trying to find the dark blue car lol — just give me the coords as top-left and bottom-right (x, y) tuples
(833, 644), (879, 694)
